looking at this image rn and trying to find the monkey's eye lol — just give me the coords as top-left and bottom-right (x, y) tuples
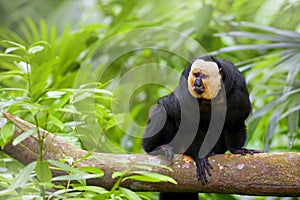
(202, 74), (208, 79)
(193, 72), (201, 77)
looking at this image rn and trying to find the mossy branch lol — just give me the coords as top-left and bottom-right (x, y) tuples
(1, 113), (300, 196)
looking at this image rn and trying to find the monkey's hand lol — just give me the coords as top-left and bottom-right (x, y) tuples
(149, 144), (174, 160)
(232, 148), (260, 155)
(195, 156), (212, 185)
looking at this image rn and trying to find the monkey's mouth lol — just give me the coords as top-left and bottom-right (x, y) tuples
(193, 86), (205, 94)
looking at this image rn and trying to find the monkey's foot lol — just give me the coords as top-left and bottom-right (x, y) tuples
(195, 156), (212, 185)
(150, 145), (174, 160)
(183, 155), (194, 163)
(232, 148), (260, 156)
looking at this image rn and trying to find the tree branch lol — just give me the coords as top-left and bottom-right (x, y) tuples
(1, 113), (300, 196)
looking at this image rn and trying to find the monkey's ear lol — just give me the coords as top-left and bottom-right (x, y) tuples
(219, 67), (223, 77)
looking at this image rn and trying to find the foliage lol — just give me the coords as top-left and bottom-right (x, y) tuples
(0, 151), (174, 199)
(0, 17), (114, 147)
(0, 13), (177, 200)
(214, 22), (300, 152)
(0, 0), (299, 199)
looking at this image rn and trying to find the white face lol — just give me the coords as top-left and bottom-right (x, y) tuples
(187, 59), (222, 99)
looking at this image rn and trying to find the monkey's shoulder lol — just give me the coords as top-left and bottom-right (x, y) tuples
(157, 92), (180, 117)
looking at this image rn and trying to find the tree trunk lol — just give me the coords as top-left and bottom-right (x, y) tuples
(1, 113), (300, 196)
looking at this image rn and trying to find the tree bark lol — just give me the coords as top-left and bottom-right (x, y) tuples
(1, 113), (300, 196)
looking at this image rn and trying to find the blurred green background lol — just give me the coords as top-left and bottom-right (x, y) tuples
(0, 0), (299, 199)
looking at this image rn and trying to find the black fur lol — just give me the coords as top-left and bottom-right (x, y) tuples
(142, 55), (259, 199)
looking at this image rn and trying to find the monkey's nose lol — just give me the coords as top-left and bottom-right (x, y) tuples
(194, 77), (202, 87)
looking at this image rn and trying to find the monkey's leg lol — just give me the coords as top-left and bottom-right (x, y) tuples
(149, 144), (174, 160)
(225, 126), (260, 155)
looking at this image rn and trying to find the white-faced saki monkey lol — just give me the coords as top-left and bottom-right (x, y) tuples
(142, 55), (260, 200)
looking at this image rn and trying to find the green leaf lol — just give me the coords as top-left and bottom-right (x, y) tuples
(20, 103), (40, 115)
(215, 31), (292, 42)
(46, 91), (67, 98)
(49, 92), (71, 110)
(28, 45), (44, 54)
(135, 171), (177, 184)
(194, 4), (213, 38)
(73, 186), (108, 194)
(0, 53), (23, 61)
(10, 162), (36, 189)
(5, 47), (25, 54)
(25, 17), (40, 41)
(78, 167), (104, 176)
(119, 187), (142, 200)
(232, 21), (300, 39)
(12, 128), (36, 146)
(112, 171), (127, 179)
(2, 40), (26, 50)
(49, 188), (76, 197)
(31, 81), (48, 98)
(52, 173), (102, 181)
(48, 160), (76, 172)
(48, 160), (86, 175)
(264, 106), (285, 151)
(93, 89), (113, 96)
(0, 88), (28, 93)
(48, 115), (64, 130)
(55, 107), (80, 114)
(280, 104), (300, 120)
(215, 43), (300, 54)
(40, 19), (49, 41)
(125, 171), (177, 184)
(123, 175), (162, 183)
(31, 40), (51, 48)
(14, 61), (31, 74)
(0, 121), (15, 149)
(36, 160), (52, 182)
(0, 188), (14, 196)
(0, 71), (25, 79)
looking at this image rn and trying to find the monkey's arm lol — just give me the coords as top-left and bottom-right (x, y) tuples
(142, 104), (176, 160)
(224, 91), (260, 155)
(195, 156), (213, 184)
(224, 124), (260, 155)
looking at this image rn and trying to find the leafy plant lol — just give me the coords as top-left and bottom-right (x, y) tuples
(0, 19), (112, 199)
(46, 158), (176, 199)
(0, 16), (179, 200)
(0, 161), (37, 197)
(109, 162), (177, 200)
(214, 22), (300, 152)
